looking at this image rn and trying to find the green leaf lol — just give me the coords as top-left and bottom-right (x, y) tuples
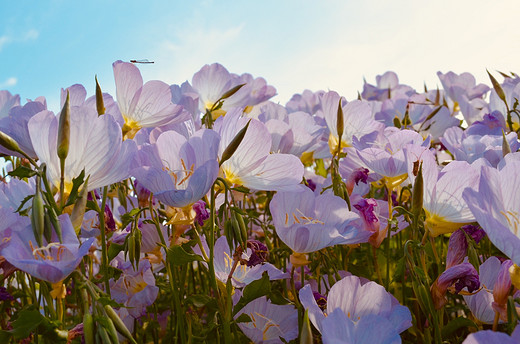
(108, 243), (125, 262)
(8, 165), (37, 179)
(440, 317), (478, 338)
(268, 290), (291, 305)
(167, 245), (203, 265)
(234, 313), (252, 323)
(120, 208), (141, 229)
(64, 169), (85, 206)
(300, 309), (313, 344)
(233, 271), (271, 316)
(10, 308), (44, 340)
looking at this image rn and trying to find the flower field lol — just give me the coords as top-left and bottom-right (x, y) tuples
(1, 61), (520, 343)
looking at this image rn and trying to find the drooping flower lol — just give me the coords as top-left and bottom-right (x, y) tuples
(0, 214), (94, 284)
(431, 262), (480, 309)
(299, 275), (412, 337)
(132, 128), (220, 208)
(270, 185), (369, 254)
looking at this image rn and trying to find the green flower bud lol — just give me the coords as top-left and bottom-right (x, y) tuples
(220, 119), (251, 166)
(57, 91), (70, 160)
(95, 76), (105, 116)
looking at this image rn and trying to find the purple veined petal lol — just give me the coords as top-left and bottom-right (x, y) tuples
(234, 297), (298, 343)
(132, 80), (185, 127)
(327, 276), (393, 323)
(463, 163), (520, 265)
(270, 185), (316, 228)
(237, 153), (304, 191)
(0, 90), (20, 118)
(60, 84), (87, 108)
(299, 284), (326, 333)
(113, 60), (143, 119)
(191, 63), (233, 111)
(28, 109), (60, 179)
(321, 310), (402, 344)
(0, 100), (46, 158)
(264, 119), (294, 154)
(1, 215), (94, 284)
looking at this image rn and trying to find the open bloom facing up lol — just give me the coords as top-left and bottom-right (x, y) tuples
(28, 106), (137, 193)
(216, 108), (304, 191)
(113, 60), (186, 137)
(0, 214), (94, 284)
(270, 185), (369, 253)
(132, 128), (220, 208)
(299, 275), (412, 339)
(320, 91), (383, 152)
(356, 128), (427, 188)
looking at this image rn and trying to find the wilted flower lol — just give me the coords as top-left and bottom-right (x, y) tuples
(431, 262), (480, 309)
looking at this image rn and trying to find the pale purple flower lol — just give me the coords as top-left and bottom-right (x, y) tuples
(0, 99), (46, 158)
(194, 236), (287, 288)
(132, 128), (220, 208)
(285, 89), (324, 115)
(113, 60), (186, 135)
(299, 275), (412, 336)
(0, 90), (20, 118)
(28, 106), (137, 193)
(234, 296), (298, 343)
(321, 310), (403, 344)
(361, 71), (414, 101)
(462, 328), (520, 344)
(110, 256), (159, 318)
(0, 214), (94, 284)
(216, 108), (304, 191)
(270, 185), (369, 253)
(441, 126), (519, 167)
(320, 91), (383, 151)
(463, 159), (520, 265)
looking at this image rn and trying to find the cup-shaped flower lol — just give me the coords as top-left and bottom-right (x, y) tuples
(356, 128), (427, 188)
(299, 275), (412, 336)
(28, 106), (137, 193)
(132, 128), (220, 208)
(423, 160), (481, 236)
(113, 60), (186, 136)
(463, 159), (520, 265)
(320, 91), (383, 152)
(234, 296), (298, 343)
(216, 108), (304, 191)
(270, 186), (370, 253)
(110, 257), (159, 318)
(0, 214), (94, 284)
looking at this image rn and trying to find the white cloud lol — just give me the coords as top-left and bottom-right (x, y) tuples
(0, 77), (18, 88)
(0, 35), (11, 52)
(145, 24), (245, 85)
(23, 29), (39, 41)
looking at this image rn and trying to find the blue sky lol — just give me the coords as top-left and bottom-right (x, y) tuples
(1, 0), (519, 112)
